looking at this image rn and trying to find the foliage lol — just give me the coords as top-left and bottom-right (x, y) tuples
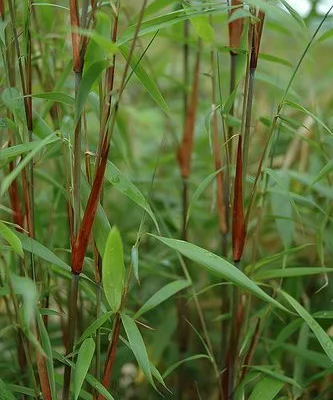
(0, 1), (333, 399)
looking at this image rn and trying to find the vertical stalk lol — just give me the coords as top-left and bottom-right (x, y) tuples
(62, 0), (88, 398)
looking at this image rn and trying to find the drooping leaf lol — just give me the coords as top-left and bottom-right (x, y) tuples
(16, 232), (70, 271)
(0, 142), (38, 162)
(105, 161), (159, 232)
(150, 235), (288, 312)
(11, 275), (37, 327)
(84, 11), (114, 68)
(0, 222), (23, 257)
(1, 87), (26, 123)
(162, 354), (210, 378)
(0, 379), (16, 400)
(254, 267), (333, 281)
(77, 311), (113, 344)
(1, 134), (59, 196)
(279, 290), (333, 364)
(75, 60), (109, 123)
(250, 366), (302, 389)
(102, 226), (125, 312)
(119, 45), (169, 114)
(74, 338), (96, 400)
(249, 376), (284, 400)
(131, 245), (140, 283)
(135, 279), (190, 318)
(186, 169), (225, 226)
(190, 15), (214, 42)
(32, 92), (74, 105)
(121, 313), (156, 389)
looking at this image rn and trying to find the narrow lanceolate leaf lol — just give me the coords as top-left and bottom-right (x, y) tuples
(1, 134), (58, 196)
(121, 314), (156, 389)
(190, 15), (214, 42)
(0, 222), (23, 257)
(77, 311), (113, 344)
(150, 235), (288, 312)
(32, 92), (74, 105)
(16, 232), (70, 271)
(254, 267), (333, 281)
(135, 280), (191, 318)
(0, 379), (16, 400)
(177, 41), (201, 179)
(228, 0), (244, 54)
(279, 290), (333, 363)
(131, 245), (139, 283)
(0, 141), (38, 162)
(232, 136), (246, 262)
(11, 275), (37, 327)
(75, 60), (109, 123)
(249, 377), (284, 400)
(105, 161), (159, 232)
(119, 45), (169, 114)
(74, 338), (96, 400)
(163, 354), (210, 378)
(102, 227), (125, 312)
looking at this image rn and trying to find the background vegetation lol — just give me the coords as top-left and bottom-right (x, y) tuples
(1, 0), (333, 399)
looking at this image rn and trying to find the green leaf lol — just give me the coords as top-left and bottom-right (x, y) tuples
(0, 141), (41, 162)
(36, 312), (56, 399)
(105, 161), (159, 232)
(0, 379), (16, 400)
(84, 11), (114, 68)
(0, 21), (8, 44)
(1, 88), (26, 123)
(102, 226), (125, 312)
(5, 384), (35, 397)
(254, 267), (333, 281)
(119, 45), (169, 114)
(279, 290), (333, 364)
(163, 354), (210, 378)
(150, 235), (288, 312)
(1, 134), (59, 196)
(279, 0), (306, 31)
(267, 169), (294, 248)
(85, 374), (115, 399)
(0, 222), (24, 257)
(135, 279), (190, 318)
(16, 232), (70, 271)
(77, 311), (113, 344)
(260, 53), (293, 68)
(284, 100), (333, 136)
(189, 16), (214, 42)
(75, 60), (109, 123)
(186, 168), (225, 226)
(74, 338), (96, 400)
(131, 245), (140, 283)
(32, 92), (74, 105)
(250, 366), (302, 389)
(249, 376), (284, 400)
(121, 313), (156, 389)
(11, 275), (37, 327)
(118, 6), (227, 45)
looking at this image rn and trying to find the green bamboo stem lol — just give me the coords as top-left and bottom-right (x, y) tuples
(242, 68), (255, 179)
(62, 273), (79, 400)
